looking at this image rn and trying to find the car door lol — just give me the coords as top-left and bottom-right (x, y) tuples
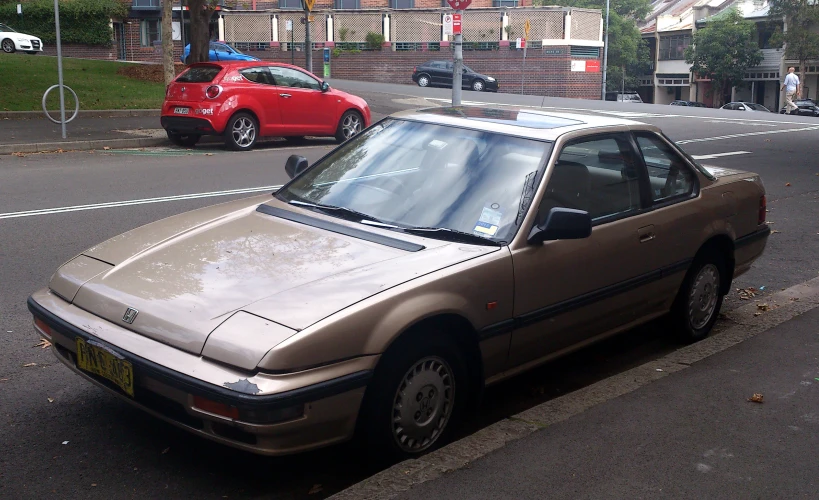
(237, 66), (282, 136)
(269, 66), (335, 134)
(440, 62), (455, 87)
(507, 132), (662, 367)
(426, 62), (444, 86)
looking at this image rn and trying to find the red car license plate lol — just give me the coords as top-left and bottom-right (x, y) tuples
(174, 107), (189, 115)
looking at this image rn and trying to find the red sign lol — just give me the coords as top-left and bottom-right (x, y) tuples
(453, 14), (462, 34)
(586, 60), (601, 72)
(447, 0), (471, 10)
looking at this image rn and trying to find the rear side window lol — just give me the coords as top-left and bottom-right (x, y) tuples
(176, 66), (222, 83)
(634, 132), (695, 203)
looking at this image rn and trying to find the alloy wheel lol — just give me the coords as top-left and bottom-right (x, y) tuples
(341, 113), (362, 139)
(232, 117), (256, 148)
(391, 356), (454, 453)
(687, 263), (720, 330)
(2, 39), (13, 53)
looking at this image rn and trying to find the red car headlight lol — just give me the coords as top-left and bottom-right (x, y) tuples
(206, 85), (223, 99)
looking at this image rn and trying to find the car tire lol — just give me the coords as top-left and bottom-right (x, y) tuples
(357, 329), (468, 461)
(1, 38), (15, 53)
(670, 250), (726, 343)
(471, 79), (485, 92)
(335, 110), (363, 143)
(166, 131), (201, 148)
(416, 74), (431, 87)
(224, 112), (258, 151)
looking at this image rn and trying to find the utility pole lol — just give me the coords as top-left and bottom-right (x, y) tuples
(601, 0), (610, 99)
(302, 0), (314, 74)
(53, 0), (66, 139)
(452, 10), (463, 106)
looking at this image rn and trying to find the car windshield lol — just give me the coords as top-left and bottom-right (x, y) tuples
(0, 23), (17, 32)
(276, 119), (552, 244)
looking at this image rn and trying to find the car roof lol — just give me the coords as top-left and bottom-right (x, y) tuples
(389, 107), (648, 141)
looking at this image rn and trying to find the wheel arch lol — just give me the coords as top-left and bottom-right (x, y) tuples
(694, 234), (735, 295)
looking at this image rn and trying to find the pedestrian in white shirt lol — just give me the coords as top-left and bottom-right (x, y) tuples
(782, 67), (801, 114)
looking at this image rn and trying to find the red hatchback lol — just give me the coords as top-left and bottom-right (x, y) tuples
(161, 61), (371, 151)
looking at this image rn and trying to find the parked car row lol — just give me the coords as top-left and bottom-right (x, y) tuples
(0, 23), (43, 54)
(778, 99), (819, 116)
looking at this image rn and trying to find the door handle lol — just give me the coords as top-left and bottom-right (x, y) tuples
(637, 224), (656, 243)
(279, 93), (291, 98)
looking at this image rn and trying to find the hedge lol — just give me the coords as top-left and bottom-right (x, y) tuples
(0, 0), (127, 46)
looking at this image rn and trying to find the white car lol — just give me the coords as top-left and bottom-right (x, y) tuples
(0, 23), (43, 54)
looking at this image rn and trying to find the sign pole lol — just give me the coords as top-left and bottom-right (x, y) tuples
(452, 10), (463, 106)
(291, 29), (294, 65)
(601, 0), (610, 99)
(53, 0), (67, 139)
(521, 19), (530, 95)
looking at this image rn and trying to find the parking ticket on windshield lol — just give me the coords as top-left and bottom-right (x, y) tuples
(474, 206), (502, 237)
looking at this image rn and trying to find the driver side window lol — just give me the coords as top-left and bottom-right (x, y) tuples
(269, 67), (320, 90)
(633, 132), (694, 203)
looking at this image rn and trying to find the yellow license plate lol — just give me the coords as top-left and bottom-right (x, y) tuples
(75, 338), (134, 397)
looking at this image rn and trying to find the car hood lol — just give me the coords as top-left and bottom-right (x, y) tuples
(57, 196), (497, 354)
(11, 32), (40, 41)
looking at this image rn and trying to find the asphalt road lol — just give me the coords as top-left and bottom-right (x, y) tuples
(2, 85), (819, 499)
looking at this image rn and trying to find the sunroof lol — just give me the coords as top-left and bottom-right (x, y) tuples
(421, 107), (584, 129)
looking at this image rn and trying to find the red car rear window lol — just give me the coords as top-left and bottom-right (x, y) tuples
(176, 65), (223, 83)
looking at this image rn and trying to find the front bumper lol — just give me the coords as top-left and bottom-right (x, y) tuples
(28, 289), (375, 455)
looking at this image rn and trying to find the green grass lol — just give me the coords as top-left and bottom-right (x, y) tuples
(0, 53), (165, 111)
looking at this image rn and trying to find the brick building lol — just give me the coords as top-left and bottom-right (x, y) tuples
(40, 0), (604, 98)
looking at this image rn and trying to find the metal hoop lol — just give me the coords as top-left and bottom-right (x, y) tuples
(42, 84), (79, 124)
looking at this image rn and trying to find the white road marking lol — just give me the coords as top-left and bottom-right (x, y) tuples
(0, 185), (283, 220)
(677, 126), (819, 144)
(690, 151), (752, 160)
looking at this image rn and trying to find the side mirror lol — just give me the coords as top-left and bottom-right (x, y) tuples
(285, 155), (309, 179)
(320, 81), (330, 92)
(527, 207), (591, 244)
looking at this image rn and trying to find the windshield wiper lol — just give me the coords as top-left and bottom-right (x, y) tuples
(288, 200), (389, 225)
(400, 227), (503, 246)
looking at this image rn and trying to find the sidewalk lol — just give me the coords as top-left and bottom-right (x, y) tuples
(334, 278), (819, 499)
(0, 114), (168, 154)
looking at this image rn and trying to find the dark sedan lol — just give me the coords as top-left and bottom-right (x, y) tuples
(779, 99), (819, 116)
(411, 60), (499, 92)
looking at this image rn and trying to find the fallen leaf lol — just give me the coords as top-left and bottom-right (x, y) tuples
(748, 393), (764, 403)
(0, 378), (9, 382)
(771, 230), (781, 234)
(754, 312), (762, 317)
(161, 447), (170, 454)
(103, 146), (110, 150)
(34, 339), (52, 349)
(23, 363), (37, 367)
(757, 303), (770, 312)
(91, 483), (97, 487)
(308, 484), (323, 495)
(47, 397), (54, 403)
(786, 183), (791, 186)
(205, 153), (214, 156)
(790, 297), (800, 301)
(62, 441), (69, 445)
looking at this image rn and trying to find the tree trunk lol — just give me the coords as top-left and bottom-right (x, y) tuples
(188, 0), (213, 64)
(161, 0), (175, 85)
(799, 59), (806, 99)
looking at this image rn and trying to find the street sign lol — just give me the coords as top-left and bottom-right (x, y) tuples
(586, 60), (601, 72)
(303, 0), (315, 11)
(446, 0), (471, 9)
(443, 14), (453, 36)
(286, 19), (293, 31)
(571, 60), (586, 72)
(524, 19), (531, 38)
(516, 37), (526, 49)
(453, 13), (461, 34)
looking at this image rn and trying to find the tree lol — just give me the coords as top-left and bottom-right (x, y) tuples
(187, 0), (218, 64)
(769, 0), (819, 98)
(161, 0), (174, 85)
(684, 8), (762, 107)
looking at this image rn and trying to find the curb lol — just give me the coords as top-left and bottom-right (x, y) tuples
(0, 109), (161, 120)
(330, 276), (819, 500)
(0, 137), (169, 155)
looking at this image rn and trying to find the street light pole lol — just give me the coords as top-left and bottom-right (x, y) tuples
(601, 0), (610, 100)
(452, 10), (463, 106)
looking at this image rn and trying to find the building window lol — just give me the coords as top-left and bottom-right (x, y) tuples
(658, 34), (691, 60)
(493, 0), (519, 5)
(279, 0), (301, 9)
(570, 46), (600, 58)
(391, 0), (414, 7)
(335, 0), (360, 7)
(132, 0), (160, 9)
(140, 19), (160, 47)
